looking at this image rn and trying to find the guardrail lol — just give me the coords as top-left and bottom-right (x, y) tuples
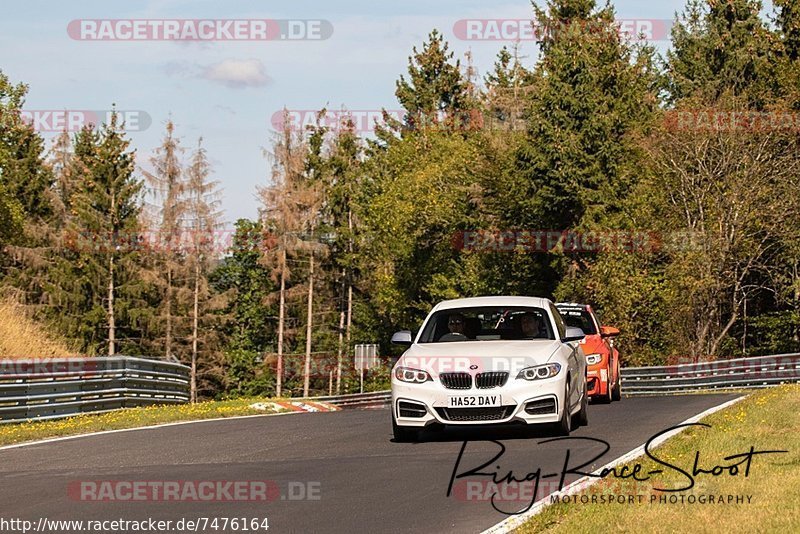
(0, 356), (190, 424)
(3, 353), (796, 423)
(318, 354), (800, 405)
(315, 390), (391, 409)
(620, 353), (800, 395)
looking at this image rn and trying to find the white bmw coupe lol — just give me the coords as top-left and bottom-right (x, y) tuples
(390, 296), (588, 442)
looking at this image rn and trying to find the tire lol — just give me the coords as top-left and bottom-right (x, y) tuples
(574, 383), (589, 427)
(612, 361), (622, 402)
(392, 414), (419, 443)
(554, 382), (572, 436)
(601, 364), (613, 404)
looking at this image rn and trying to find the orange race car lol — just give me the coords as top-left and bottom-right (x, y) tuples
(556, 303), (621, 402)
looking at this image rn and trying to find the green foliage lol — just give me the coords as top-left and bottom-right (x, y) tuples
(775, 0), (800, 61)
(3, 0), (800, 391)
(746, 311), (800, 356)
(0, 71), (35, 244)
(519, 0), (659, 231)
(668, 0), (780, 108)
(395, 29), (473, 129)
(220, 349), (276, 398)
(359, 131), (491, 329)
(45, 118), (145, 355)
(212, 219), (276, 354)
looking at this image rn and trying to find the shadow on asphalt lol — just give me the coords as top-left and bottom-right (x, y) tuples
(391, 422), (575, 444)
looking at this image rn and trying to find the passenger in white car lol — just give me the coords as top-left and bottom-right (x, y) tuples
(447, 313), (466, 335)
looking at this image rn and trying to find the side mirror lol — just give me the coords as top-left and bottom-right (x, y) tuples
(563, 327), (586, 343)
(600, 326), (620, 338)
(391, 330), (413, 346)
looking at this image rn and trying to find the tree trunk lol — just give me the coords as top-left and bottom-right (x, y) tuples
(276, 248), (286, 397)
(794, 261), (800, 343)
(165, 266), (172, 360)
(303, 250), (315, 397)
(191, 260), (199, 403)
(345, 209), (353, 372)
(107, 254), (115, 356)
(336, 307), (345, 394)
(346, 284), (353, 353)
(108, 188), (116, 357)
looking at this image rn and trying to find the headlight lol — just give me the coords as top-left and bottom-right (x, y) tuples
(585, 353), (601, 365)
(394, 366), (432, 384)
(517, 363), (562, 381)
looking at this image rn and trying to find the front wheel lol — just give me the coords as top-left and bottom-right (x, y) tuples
(574, 383), (589, 427)
(612, 361), (622, 402)
(392, 415), (419, 443)
(601, 365), (613, 404)
(554, 382), (572, 436)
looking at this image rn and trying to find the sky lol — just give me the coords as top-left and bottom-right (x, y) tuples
(0, 0), (742, 226)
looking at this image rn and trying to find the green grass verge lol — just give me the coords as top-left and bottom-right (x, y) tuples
(516, 384), (800, 533)
(0, 398), (292, 447)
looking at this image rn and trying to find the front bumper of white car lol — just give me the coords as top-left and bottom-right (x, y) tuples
(391, 372), (568, 427)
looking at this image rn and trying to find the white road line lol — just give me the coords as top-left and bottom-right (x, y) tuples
(480, 395), (747, 534)
(0, 410), (306, 452)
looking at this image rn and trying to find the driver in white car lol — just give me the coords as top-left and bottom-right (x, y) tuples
(520, 312), (542, 339)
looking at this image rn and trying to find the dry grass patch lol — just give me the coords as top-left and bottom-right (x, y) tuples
(0, 300), (77, 359)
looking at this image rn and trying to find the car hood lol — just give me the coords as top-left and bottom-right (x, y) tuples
(580, 334), (606, 355)
(397, 340), (562, 377)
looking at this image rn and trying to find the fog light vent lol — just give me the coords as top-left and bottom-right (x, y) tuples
(525, 398), (556, 415)
(398, 400), (427, 418)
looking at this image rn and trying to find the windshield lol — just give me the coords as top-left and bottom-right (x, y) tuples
(557, 308), (598, 335)
(418, 306), (554, 343)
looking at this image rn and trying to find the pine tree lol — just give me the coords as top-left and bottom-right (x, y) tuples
(395, 30), (474, 132)
(259, 113), (311, 396)
(668, 0), (779, 108)
(0, 71), (53, 223)
(184, 138), (224, 402)
(0, 71), (36, 247)
(48, 115), (144, 355)
(501, 0), (659, 297)
(484, 44), (533, 130)
(49, 131), (76, 221)
(0, 73), (61, 323)
(142, 120), (186, 361)
(776, 0), (800, 61)
(774, 0), (800, 108)
(320, 118), (362, 393)
(211, 219), (277, 394)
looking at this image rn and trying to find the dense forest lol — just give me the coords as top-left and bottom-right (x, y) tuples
(1, 0), (798, 399)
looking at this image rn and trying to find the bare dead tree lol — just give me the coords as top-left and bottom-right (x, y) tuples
(184, 137), (223, 402)
(647, 113), (800, 358)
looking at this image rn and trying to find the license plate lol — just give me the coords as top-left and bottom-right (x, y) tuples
(448, 395), (501, 408)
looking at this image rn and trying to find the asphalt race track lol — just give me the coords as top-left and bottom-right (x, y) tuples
(0, 395), (738, 533)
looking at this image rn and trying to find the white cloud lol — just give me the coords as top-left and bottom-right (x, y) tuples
(201, 58), (271, 89)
